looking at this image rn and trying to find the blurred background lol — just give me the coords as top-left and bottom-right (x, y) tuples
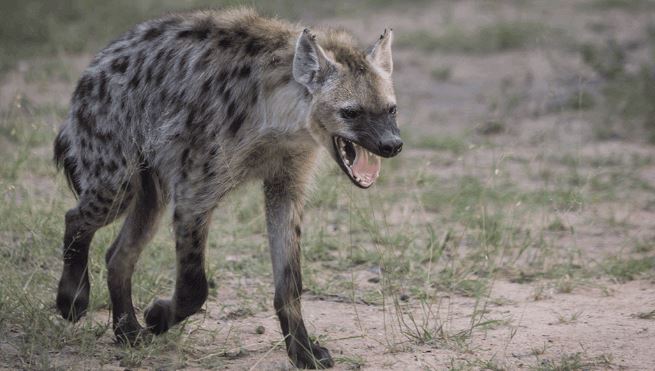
(1, 0), (654, 369)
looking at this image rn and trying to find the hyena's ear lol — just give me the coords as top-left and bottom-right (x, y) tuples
(366, 28), (393, 75)
(293, 29), (335, 93)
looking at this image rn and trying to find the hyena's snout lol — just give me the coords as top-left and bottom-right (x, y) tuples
(377, 132), (403, 158)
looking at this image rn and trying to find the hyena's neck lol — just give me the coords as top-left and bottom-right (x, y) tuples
(258, 71), (313, 138)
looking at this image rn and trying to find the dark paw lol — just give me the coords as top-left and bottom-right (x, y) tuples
(56, 278), (89, 322)
(292, 342), (334, 369)
(144, 298), (173, 335)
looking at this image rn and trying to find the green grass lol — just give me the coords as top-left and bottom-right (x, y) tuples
(398, 21), (565, 54)
(601, 257), (655, 282)
(587, 0), (655, 11)
(533, 352), (614, 371)
(579, 36), (655, 141)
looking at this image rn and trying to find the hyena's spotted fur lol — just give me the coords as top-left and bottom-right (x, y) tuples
(54, 7), (401, 369)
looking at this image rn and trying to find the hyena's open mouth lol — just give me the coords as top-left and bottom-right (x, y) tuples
(332, 136), (381, 189)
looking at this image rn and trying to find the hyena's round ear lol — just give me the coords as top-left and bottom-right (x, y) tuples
(293, 29), (335, 93)
(366, 28), (393, 75)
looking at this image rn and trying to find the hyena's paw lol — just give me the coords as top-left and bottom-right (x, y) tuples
(56, 276), (90, 322)
(144, 298), (174, 335)
(291, 342), (334, 369)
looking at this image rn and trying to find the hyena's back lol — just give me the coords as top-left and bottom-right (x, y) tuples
(55, 8), (298, 202)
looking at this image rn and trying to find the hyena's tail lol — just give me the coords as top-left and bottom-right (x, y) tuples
(54, 127), (81, 198)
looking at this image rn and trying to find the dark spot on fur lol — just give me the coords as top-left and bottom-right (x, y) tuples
(185, 110), (195, 128)
(178, 52), (189, 71)
(201, 78), (212, 94)
(143, 27), (163, 41)
(89, 202), (100, 213)
(244, 38), (264, 56)
(194, 214), (204, 226)
(75, 103), (95, 135)
(228, 112), (245, 136)
(194, 49), (213, 71)
(177, 18), (213, 41)
(97, 71), (107, 101)
(217, 36), (233, 49)
(234, 28), (248, 40)
(107, 160), (118, 173)
(154, 49), (165, 63)
(177, 27), (210, 40)
(238, 64), (251, 78)
(221, 87), (231, 104)
(226, 101), (236, 118)
(164, 49), (174, 64)
(181, 148), (190, 167)
(133, 51), (146, 75)
(111, 56), (129, 74)
(129, 73), (141, 89)
(95, 131), (112, 143)
(156, 69), (165, 86)
(93, 163), (102, 177)
(145, 64), (154, 84)
(250, 82), (259, 105)
(74, 75), (94, 100)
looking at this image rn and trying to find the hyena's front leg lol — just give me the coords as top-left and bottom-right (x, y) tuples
(144, 208), (210, 334)
(264, 178), (334, 369)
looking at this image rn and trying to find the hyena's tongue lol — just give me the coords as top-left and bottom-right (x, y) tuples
(352, 144), (381, 186)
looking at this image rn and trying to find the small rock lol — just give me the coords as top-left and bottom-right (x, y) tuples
(367, 276), (380, 283)
(255, 325), (266, 334)
(400, 294), (410, 302)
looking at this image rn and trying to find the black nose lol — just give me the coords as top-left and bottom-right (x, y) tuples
(378, 136), (403, 157)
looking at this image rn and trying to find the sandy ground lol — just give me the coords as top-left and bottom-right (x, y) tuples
(190, 280), (655, 370)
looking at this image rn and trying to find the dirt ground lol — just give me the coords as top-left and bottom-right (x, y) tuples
(2, 0), (655, 370)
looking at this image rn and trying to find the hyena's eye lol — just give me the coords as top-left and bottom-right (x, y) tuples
(340, 108), (363, 120)
(388, 105), (397, 116)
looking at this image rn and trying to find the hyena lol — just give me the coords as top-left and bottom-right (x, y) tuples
(53, 8), (402, 369)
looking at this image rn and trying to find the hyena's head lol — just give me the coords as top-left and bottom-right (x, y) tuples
(293, 28), (402, 189)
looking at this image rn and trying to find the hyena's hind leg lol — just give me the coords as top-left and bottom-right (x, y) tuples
(106, 167), (168, 344)
(56, 178), (136, 322)
(144, 205), (212, 334)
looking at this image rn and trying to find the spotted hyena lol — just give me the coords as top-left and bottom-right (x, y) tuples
(53, 7), (402, 368)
